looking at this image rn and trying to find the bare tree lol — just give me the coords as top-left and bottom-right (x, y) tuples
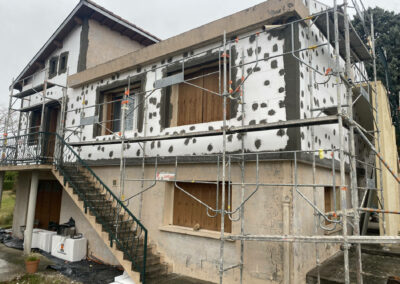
(0, 107), (19, 138)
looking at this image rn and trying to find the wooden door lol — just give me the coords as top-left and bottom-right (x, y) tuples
(45, 107), (59, 158)
(34, 180), (62, 229)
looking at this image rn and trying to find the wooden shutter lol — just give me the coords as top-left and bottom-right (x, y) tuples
(202, 69), (230, 123)
(177, 74), (203, 126)
(177, 66), (230, 126)
(173, 182), (232, 232)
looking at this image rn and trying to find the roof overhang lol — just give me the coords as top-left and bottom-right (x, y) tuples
(67, 0), (309, 88)
(13, 0), (160, 91)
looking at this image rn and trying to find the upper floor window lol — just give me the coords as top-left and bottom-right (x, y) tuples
(48, 56), (58, 79)
(98, 85), (138, 136)
(58, 52), (68, 75)
(168, 63), (231, 127)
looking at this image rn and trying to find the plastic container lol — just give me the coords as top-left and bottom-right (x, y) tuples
(51, 235), (87, 262)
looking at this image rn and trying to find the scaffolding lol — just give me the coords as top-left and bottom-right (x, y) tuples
(3, 0), (400, 283)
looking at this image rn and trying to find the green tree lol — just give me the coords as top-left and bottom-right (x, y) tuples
(352, 7), (400, 150)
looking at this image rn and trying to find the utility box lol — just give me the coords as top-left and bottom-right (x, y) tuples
(51, 235), (87, 262)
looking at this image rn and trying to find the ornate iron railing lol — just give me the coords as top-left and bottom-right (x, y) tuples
(0, 132), (147, 282)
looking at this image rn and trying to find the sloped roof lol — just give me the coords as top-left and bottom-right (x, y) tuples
(13, 0), (160, 90)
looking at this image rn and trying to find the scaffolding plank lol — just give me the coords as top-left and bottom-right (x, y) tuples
(69, 115), (339, 147)
(13, 82), (55, 98)
(313, 8), (372, 62)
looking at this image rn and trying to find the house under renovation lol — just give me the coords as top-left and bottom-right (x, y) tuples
(1, 0), (400, 283)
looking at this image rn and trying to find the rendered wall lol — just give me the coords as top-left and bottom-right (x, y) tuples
(86, 20), (144, 69)
(89, 161), (341, 283)
(373, 81), (400, 236)
(59, 189), (120, 265)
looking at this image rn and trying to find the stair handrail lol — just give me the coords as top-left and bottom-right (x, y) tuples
(51, 132), (148, 282)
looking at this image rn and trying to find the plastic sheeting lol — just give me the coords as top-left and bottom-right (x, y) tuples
(0, 228), (23, 250)
(44, 251), (122, 284)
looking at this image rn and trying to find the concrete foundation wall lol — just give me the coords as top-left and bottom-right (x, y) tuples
(90, 161), (341, 283)
(86, 20), (144, 69)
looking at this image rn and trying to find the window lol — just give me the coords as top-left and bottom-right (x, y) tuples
(324, 187), (341, 223)
(48, 56), (58, 79)
(99, 85), (138, 136)
(169, 64), (230, 127)
(58, 52), (68, 74)
(172, 182), (232, 232)
(28, 109), (41, 144)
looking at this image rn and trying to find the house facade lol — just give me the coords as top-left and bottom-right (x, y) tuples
(2, 0), (397, 283)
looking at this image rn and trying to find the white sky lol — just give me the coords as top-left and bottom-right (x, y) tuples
(0, 0), (398, 107)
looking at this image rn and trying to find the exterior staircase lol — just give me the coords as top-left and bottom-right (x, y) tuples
(0, 132), (174, 283)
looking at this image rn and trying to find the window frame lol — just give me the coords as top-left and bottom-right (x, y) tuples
(58, 51), (69, 75)
(48, 56), (58, 79)
(94, 78), (143, 137)
(161, 54), (238, 129)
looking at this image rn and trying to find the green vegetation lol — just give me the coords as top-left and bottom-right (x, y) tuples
(4, 171), (17, 191)
(0, 190), (15, 228)
(25, 253), (40, 262)
(0, 273), (76, 284)
(352, 8), (400, 151)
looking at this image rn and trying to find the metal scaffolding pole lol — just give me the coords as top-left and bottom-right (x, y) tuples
(239, 49), (245, 284)
(219, 31), (228, 284)
(333, 1), (350, 283)
(343, 0), (363, 282)
(308, 16), (321, 284)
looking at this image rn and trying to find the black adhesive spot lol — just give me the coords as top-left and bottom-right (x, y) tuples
(151, 141), (155, 149)
(255, 139), (261, 149)
(189, 126), (195, 131)
(278, 87), (285, 93)
(247, 48), (253, 57)
(207, 144), (213, 152)
(261, 103), (267, 108)
(271, 60), (278, 69)
(279, 69), (285, 76)
(109, 151), (113, 157)
(277, 129), (285, 137)
(252, 103), (259, 111)
(273, 44), (278, 52)
(184, 138), (190, 145)
(264, 80), (270, 86)
(168, 146), (173, 153)
(249, 120), (256, 125)
(268, 109), (276, 116)
(227, 135), (233, 142)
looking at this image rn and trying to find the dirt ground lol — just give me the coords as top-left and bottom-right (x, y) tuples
(0, 244), (79, 283)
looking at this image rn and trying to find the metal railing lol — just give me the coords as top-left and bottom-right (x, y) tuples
(0, 132), (148, 282)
